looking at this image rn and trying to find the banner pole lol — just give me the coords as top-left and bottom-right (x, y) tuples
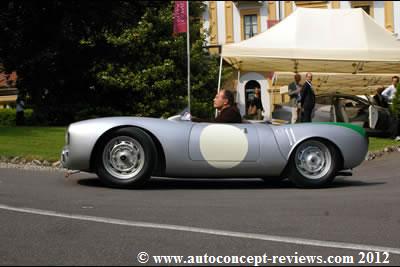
(187, 1), (191, 114)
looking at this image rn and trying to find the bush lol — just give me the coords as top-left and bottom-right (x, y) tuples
(391, 83), (400, 117)
(0, 109), (34, 126)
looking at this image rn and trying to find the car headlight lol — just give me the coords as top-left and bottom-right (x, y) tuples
(65, 128), (70, 145)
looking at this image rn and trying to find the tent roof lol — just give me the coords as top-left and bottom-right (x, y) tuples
(273, 72), (395, 95)
(222, 8), (400, 73)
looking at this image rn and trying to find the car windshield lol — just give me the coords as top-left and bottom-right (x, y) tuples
(319, 94), (369, 105)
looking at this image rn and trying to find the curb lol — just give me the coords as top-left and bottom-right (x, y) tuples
(365, 145), (400, 161)
(0, 157), (65, 172)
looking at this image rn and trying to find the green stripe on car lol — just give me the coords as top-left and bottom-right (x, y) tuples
(314, 122), (366, 137)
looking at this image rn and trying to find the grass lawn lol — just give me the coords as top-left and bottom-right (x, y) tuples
(0, 126), (66, 162)
(368, 137), (399, 152)
(0, 126), (399, 162)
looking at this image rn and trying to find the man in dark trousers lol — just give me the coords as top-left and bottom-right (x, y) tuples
(300, 72), (315, 122)
(288, 73), (302, 123)
(192, 89), (242, 123)
(16, 96), (25, 126)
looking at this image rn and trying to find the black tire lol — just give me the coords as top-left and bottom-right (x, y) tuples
(287, 139), (340, 188)
(95, 127), (157, 188)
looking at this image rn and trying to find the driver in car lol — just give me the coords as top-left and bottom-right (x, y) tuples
(191, 89), (242, 123)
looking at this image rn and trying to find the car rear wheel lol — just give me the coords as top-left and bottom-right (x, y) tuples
(288, 139), (339, 188)
(95, 127), (157, 188)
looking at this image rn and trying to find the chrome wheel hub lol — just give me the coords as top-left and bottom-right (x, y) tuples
(295, 141), (331, 180)
(102, 136), (145, 180)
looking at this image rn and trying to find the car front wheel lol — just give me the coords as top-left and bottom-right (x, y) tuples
(95, 127), (157, 188)
(288, 139), (340, 188)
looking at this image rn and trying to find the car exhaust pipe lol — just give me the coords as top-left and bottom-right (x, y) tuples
(64, 170), (81, 178)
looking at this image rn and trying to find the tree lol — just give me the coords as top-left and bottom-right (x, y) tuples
(93, 1), (225, 119)
(0, 1), (225, 124)
(391, 83), (400, 117)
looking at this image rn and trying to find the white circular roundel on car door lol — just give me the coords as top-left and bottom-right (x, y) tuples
(199, 124), (248, 169)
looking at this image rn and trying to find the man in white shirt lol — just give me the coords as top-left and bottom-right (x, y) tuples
(381, 76), (399, 105)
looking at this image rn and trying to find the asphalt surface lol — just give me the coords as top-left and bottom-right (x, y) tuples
(0, 153), (400, 266)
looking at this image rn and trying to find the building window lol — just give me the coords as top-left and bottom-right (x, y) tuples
(240, 8), (260, 40)
(244, 14), (258, 39)
(359, 5), (370, 15)
(351, 1), (374, 17)
(294, 1), (328, 8)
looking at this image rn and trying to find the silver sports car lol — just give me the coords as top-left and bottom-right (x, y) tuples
(61, 114), (368, 188)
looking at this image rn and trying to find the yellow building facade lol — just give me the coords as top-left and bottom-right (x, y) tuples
(202, 1), (399, 118)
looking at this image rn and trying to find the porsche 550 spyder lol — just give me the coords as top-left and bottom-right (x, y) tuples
(61, 114), (368, 188)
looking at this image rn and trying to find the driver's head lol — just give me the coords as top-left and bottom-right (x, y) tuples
(213, 89), (234, 110)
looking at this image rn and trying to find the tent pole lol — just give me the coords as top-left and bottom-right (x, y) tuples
(216, 52), (223, 117)
(270, 85), (273, 120)
(217, 53), (223, 92)
(237, 69), (241, 110)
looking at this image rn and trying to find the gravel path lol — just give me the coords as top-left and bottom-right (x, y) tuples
(0, 162), (67, 172)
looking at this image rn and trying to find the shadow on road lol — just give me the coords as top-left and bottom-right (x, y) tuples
(329, 178), (386, 188)
(77, 176), (385, 190)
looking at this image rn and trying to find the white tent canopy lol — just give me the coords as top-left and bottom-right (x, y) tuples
(222, 8), (400, 74)
(273, 72), (396, 95)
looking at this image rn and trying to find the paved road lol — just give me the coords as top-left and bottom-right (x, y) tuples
(0, 153), (400, 265)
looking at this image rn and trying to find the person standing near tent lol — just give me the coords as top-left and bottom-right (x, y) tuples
(300, 72), (315, 123)
(381, 76), (399, 105)
(288, 73), (302, 123)
(247, 86), (263, 120)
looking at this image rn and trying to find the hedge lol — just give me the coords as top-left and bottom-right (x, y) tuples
(0, 109), (34, 126)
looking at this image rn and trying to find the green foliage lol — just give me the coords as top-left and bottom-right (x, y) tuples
(0, 109), (33, 126)
(390, 83), (400, 117)
(0, 1), (223, 125)
(93, 2), (223, 119)
(0, 109), (17, 126)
